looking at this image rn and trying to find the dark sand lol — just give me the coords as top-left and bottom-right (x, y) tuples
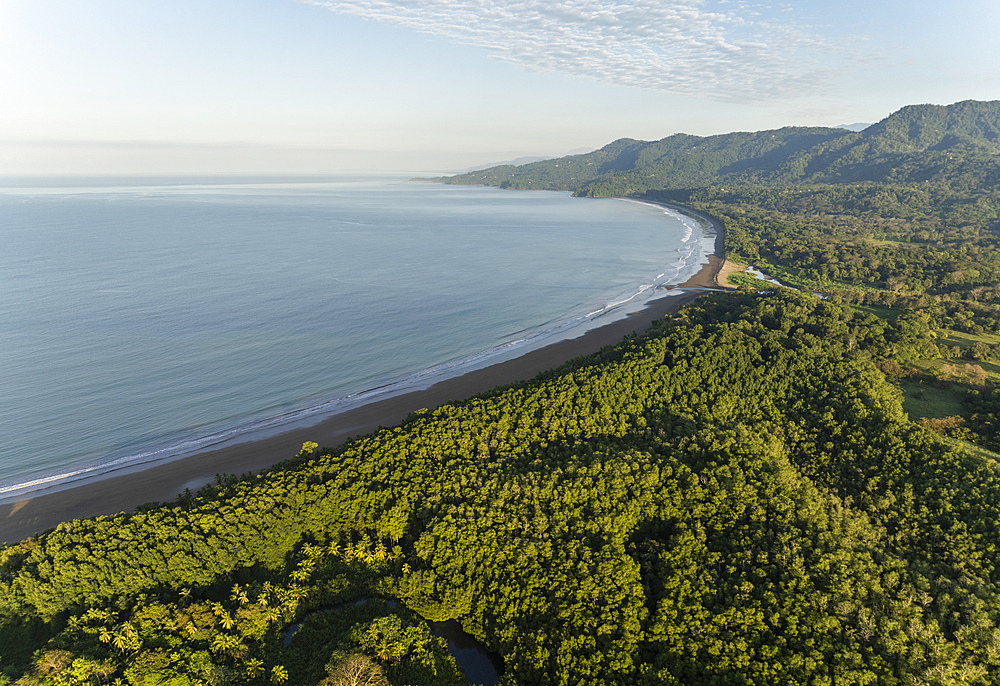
(0, 207), (727, 545)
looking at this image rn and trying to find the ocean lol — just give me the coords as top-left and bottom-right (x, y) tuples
(0, 174), (716, 500)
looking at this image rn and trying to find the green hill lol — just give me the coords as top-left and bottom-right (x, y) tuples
(440, 100), (1000, 196)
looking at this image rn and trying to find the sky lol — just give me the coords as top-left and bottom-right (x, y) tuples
(1, 0), (998, 174)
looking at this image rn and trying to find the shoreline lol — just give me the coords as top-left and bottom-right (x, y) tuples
(642, 199), (726, 257)
(0, 204), (727, 545)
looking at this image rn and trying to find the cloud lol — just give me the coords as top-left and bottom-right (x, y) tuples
(301, 0), (852, 101)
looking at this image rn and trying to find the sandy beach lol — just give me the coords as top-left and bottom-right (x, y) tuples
(0, 205), (727, 545)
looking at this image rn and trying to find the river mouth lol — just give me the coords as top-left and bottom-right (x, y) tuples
(282, 597), (503, 686)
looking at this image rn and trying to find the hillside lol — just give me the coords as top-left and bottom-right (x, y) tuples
(440, 100), (1000, 196)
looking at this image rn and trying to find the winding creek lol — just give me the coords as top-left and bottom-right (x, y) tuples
(282, 598), (503, 685)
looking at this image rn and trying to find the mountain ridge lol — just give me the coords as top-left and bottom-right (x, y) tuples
(438, 100), (1000, 196)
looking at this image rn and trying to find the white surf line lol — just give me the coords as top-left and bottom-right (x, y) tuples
(584, 282), (658, 318)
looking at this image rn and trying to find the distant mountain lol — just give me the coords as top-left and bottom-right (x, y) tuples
(457, 156), (551, 173)
(441, 100), (1000, 196)
(456, 148), (597, 174)
(834, 122), (872, 132)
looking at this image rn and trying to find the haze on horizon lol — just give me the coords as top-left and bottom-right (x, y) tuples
(1, 0), (998, 175)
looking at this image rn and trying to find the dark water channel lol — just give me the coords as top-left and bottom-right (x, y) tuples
(282, 598), (502, 685)
(426, 618), (504, 686)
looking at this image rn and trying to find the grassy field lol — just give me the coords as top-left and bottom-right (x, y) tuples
(727, 271), (768, 289)
(900, 379), (967, 419)
(848, 303), (903, 322)
(897, 377), (1000, 464)
(909, 357), (1000, 379)
(910, 328), (1000, 385)
(868, 238), (922, 249)
(939, 436), (1000, 463)
(936, 328), (1000, 348)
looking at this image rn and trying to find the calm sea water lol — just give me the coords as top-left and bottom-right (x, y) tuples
(0, 174), (715, 499)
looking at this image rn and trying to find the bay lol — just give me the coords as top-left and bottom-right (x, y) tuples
(0, 174), (715, 499)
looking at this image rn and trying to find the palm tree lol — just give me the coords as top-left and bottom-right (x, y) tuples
(219, 611), (236, 631)
(244, 658), (264, 679)
(230, 583), (250, 605)
(210, 633), (248, 659)
(101, 622), (139, 654)
(270, 665), (289, 685)
(258, 582), (274, 607)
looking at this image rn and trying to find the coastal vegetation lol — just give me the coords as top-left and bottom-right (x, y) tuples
(4, 100), (1000, 685)
(4, 291), (1000, 685)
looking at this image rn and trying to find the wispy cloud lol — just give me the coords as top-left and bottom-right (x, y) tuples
(301, 0), (854, 101)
